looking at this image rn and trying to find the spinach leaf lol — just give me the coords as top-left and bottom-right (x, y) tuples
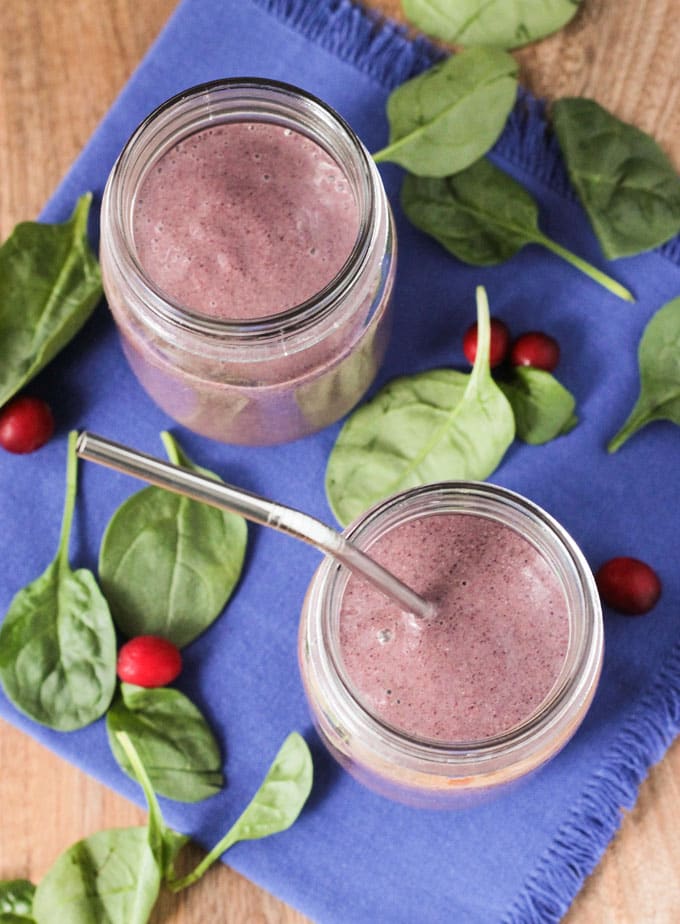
(552, 98), (680, 259)
(115, 732), (190, 882)
(326, 286), (515, 525)
(0, 432), (117, 730)
(401, 159), (635, 302)
(107, 683), (223, 803)
(0, 194), (102, 408)
(31, 733), (182, 924)
(0, 880), (36, 921)
(17, 729), (308, 924)
(608, 296), (680, 451)
(32, 827), (160, 924)
(167, 731), (313, 892)
(99, 431), (247, 648)
(26, 731), (309, 922)
(373, 48), (518, 177)
(402, 0), (581, 49)
(500, 367), (577, 444)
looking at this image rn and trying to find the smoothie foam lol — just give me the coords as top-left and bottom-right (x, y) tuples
(133, 122), (360, 318)
(339, 512), (570, 742)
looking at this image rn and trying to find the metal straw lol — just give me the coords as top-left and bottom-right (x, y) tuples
(76, 431), (434, 620)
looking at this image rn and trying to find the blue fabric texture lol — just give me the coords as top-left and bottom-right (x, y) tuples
(2, 1), (680, 922)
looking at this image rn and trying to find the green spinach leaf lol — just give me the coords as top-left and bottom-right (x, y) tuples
(107, 683), (223, 803)
(115, 732), (190, 882)
(0, 194), (102, 407)
(608, 295), (680, 451)
(326, 286), (515, 525)
(99, 431), (247, 647)
(167, 731), (313, 892)
(373, 48), (518, 177)
(0, 432), (117, 730)
(402, 0), (581, 49)
(401, 158), (634, 302)
(552, 98), (680, 259)
(30, 734), (181, 924)
(32, 827), (160, 924)
(25, 731), (310, 922)
(500, 366), (577, 444)
(0, 879), (36, 921)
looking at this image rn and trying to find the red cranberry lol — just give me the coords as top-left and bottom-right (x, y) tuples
(0, 396), (55, 454)
(595, 557), (661, 615)
(463, 317), (511, 368)
(117, 635), (183, 687)
(510, 331), (560, 371)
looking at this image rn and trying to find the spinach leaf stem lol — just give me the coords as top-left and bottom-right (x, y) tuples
(536, 233), (635, 303)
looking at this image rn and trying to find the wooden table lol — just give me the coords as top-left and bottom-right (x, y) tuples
(2, 1), (679, 921)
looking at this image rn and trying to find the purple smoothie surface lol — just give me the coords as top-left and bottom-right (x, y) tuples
(132, 121), (360, 318)
(339, 512), (570, 742)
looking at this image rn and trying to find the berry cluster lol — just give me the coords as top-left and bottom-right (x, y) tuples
(462, 318), (560, 372)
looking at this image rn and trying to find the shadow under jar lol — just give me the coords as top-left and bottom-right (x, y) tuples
(100, 78), (396, 445)
(299, 482), (604, 809)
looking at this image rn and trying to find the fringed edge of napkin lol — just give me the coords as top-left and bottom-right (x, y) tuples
(253, 0), (442, 88)
(502, 638), (680, 923)
(254, 0), (680, 267)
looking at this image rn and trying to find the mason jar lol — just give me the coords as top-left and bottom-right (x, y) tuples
(99, 78), (395, 445)
(299, 482), (603, 809)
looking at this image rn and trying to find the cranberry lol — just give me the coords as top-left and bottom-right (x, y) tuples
(595, 557), (661, 615)
(510, 331), (560, 371)
(462, 317), (511, 368)
(0, 396), (55, 454)
(117, 635), (183, 687)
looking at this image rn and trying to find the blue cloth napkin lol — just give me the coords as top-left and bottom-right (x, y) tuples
(2, 1), (680, 921)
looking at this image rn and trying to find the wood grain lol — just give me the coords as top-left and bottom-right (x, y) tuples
(368, 0), (680, 169)
(1, 1), (680, 921)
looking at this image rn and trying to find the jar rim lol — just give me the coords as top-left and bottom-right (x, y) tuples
(101, 77), (378, 342)
(304, 481), (603, 777)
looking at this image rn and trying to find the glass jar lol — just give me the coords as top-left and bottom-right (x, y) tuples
(100, 78), (395, 445)
(299, 482), (603, 809)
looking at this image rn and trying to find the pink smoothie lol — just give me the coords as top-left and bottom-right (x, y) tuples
(132, 122), (360, 318)
(105, 117), (393, 444)
(339, 512), (569, 742)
